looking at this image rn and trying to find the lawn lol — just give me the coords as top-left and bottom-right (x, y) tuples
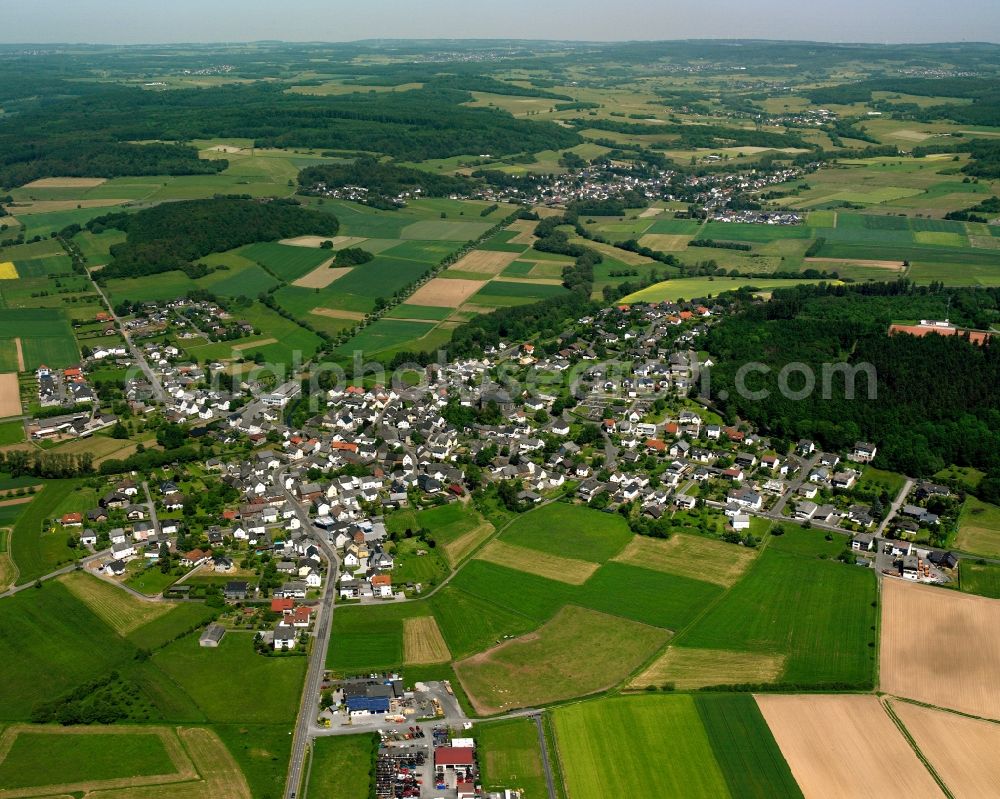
(9, 480), (80, 584)
(960, 560), (1000, 599)
(553, 695), (730, 799)
(0, 580), (137, 720)
(675, 548), (878, 686)
(151, 631), (306, 723)
(389, 502), (495, 566)
(956, 497), (1000, 557)
(500, 503), (633, 563)
(390, 535), (450, 587)
(213, 724), (293, 799)
(306, 734), (376, 799)
(477, 718), (549, 799)
(455, 606), (669, 714)
(127, 602), (218, 652)
(0, 729), (176, 789)
(0, 420), (24, 444)
(768, 524), (849, 559)
(859, 466), (908, 498)
(123, 561), (183, 596)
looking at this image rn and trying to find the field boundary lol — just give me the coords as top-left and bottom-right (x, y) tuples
(882, 699), (954, 799)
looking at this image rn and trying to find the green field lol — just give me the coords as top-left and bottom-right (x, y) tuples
(337, 319), (436, 356)
(105, 270), (198, 304)
(10, 480), (80, 585)
(956, 497), (1000, 557)
(960, 560), (1000, 599)
(623, 277), (839, 303)
(306, 734), (376, 799)
(0, 730), (175, 789)
(675, 548), (877, 686)
(241, 241), (334, 282)
(553, 694), (800, 799)
(500, 503), (633, 562)
(429, 585), (538, 659)
(769, 524), (849, 559)
(0, 309), (79, 370)
(150, 631), (306, 724)
(477, 718), (549, 799)
(385, 303), (455, 321)
(326, 602), (431, 673)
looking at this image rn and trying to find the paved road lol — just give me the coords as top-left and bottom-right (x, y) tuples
(768, 452), (820, 517)
(88, 275), (166, 402)
(142, 480), (161, 534)
(877, 478), (914, 537)
(533, 713), (558, 799)
(279, 466), (340, 799)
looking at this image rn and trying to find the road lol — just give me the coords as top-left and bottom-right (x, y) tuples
(142, 480), (161, 534)
(278, 466), (340, 799)
(768, 452), (820, 517)
(533, 713), (558, 799)
(877, 478), (915, 537)
(88, 275), (166, 403)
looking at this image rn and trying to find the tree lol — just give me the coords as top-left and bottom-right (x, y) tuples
(158, 542), (171, 573)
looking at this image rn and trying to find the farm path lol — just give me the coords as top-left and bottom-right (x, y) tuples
(0, 548), (108, 599)
(533, 713), (558, 799)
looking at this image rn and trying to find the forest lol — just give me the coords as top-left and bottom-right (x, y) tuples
(85, 197), (339, 280)
(703, 282), (1000, 479)
(298, 159), (477, 207)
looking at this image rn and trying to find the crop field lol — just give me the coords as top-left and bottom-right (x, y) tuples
(0, 580), (137, 720)
(9, 480), (79, 585)
(960, 561), (1000, 599)
(409, 277), (485, 307)
(0, 375), (19, 418)
(327, 602), (432, 673)
(956, 497), (1000, 557)
(454, 605), (669, 714)
(0, 309), (79, 371)
(475, 539), (600, 585)
(554, 694), (801, 799)
(623, 277), (839, 303)
(448, 560), (575, 624)
(612, 533), (757, 587)
(151, 632), (306, 724)
(336, 319), (437, 356)
(384, 303), (454, 321)
(477, 718), (548, 799)
(892, 700), (1000, 799)
(306, 734), (376, 799)
(59, 570), (172, 635)
(756, 695), (941, 799)
(106, 270), (199, 304)
(402, 616), (451, 664)
(387, 503), (494, 565)
(241, 241), (334, 282)
(631, 647), (786, 690)
(499, 503), (633, 563)
(881, 578), (1000, 720)
(429, 586), (537, 660)
(675, 549), (878, 686)
(448, 249), (521, 275)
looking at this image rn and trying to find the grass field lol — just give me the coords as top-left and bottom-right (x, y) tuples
(59, 570), (172, 634)
(477, 718), (549, 799)
(553, 696), (728, 799)
(960, 560), (1000, 599)
(675, 548), (877, 686)
(327, 602), (433, 673)
(956, 497), (1000, 557)
(476, 539), (599, 585)
(500, 503), (632, 563)
(0, 309), (79, 370)
(631, 646), (787, 690)
(428, 586), (538, 660)
(623, 277), (839, 303)
(306, 734), (376, 799)
(9, 480), (80, 584)
(0, 727), (176, 790)
(612, 533), (757, 587)
(241, 241), (334, 282)
(454, 605), (669, 714)
(387, 503), (494, 566)
(768, 524), (848, 559)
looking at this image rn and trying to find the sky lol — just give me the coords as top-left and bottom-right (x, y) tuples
(3, 0), (999, 45)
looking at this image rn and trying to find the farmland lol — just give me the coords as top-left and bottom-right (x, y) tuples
(612, 532), (757, 587)
(477, 718), (549, 799)
(306, 734), (376, 799)
(960, 560), (1000, 599)
(623, 277), (840, 304)
(553, 695), (800, 799)
(454, 605), (669, 714)
(956, 497), (1000, 557)
(880, 578), (1000, 720)
(0, 309), (79, 371)
(59, 570), (173, 635)
(9, 480), (80, 585)
(499, 503), (632, 563)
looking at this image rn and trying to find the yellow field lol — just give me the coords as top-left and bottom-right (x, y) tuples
(442, 521), (495, 566)
(476, 540), (599, 585)
(309, 307), (366, 321)
(409, 277), (485, 308)
(639, 234), (691, 251)
(280, 235), (367, 249)
(403, 616), (451, 664)
(448, 250), (520, 275)
(0, 263), (17, 280)
(612, 534), (757, 587)
(230, 337), (278, 352)
(0, 374), (20, 418)
(59, 570), (171, 635)
(292, 264), (350, 289)
(22, 177), (106, 188)
(630, 647), (785, 690)
(11, 199), (125, 215)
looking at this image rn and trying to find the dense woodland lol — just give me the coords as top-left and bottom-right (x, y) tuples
(84, 198), (338, 280)
(703, 282), (1000, 480)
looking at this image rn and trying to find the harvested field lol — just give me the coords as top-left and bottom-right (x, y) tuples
(506, 219), (537, 244)
(448, 250), (520, 275)
(230, 337), (278, 352)
(59, 571), (171, 635)
(892, 700), (1000, 799)
(12, 342), (22, 374)
(22, 177), (106, 188)
(585, 239), (655, 266)
(403, 616), (451, 664)
(310, 307), (366, 321)
(292, 262), (349, 288)
(804, 257), (905, 269)
(630, 647), (786, 690)
(639, 233), (691, 250)
(880, 578), (1000, 719)
(476, 540), (599, 585)
(613, 533), (756, 587)
(639, 207), (664, 218)
(0, 374), (20, 417)
(280, 235), (367, 249)
(408, 277), (485, 308)
(0, 264), (16, 280)
(443, 521), (495, 566)
(12, 199), (125, 214)
(756, 694), (942, 799)
(454, 605), (669, 714)
(491, 277), (563, 286)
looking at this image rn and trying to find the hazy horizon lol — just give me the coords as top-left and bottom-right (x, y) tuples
(4, 0), (999, 46)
